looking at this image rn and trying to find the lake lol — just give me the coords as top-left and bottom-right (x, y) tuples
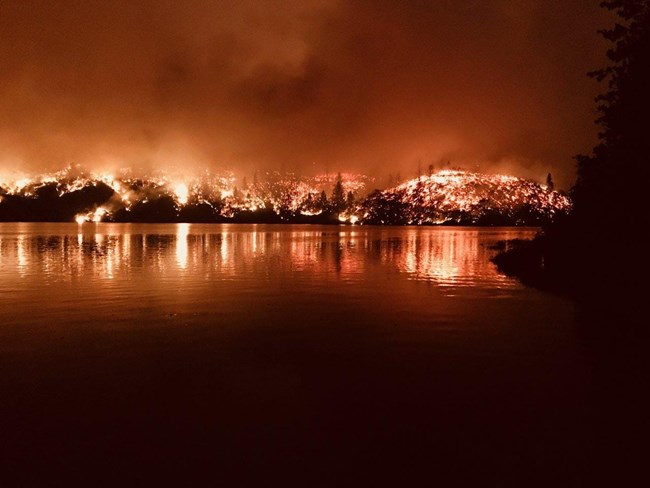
(0, 223), (595, 485)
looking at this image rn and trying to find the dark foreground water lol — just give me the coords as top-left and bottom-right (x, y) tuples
(0, 224), (618, 485)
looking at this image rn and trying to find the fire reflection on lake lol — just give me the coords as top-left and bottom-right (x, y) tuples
(0, 223), (536, 296)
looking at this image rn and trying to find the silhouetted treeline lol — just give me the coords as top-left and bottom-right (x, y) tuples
(0, 183), (344, 224)
(494, 0), (649, 295)
(494, 8), (650, 483)
(572, 0), (650, 230)
(0, 182), (114, 222)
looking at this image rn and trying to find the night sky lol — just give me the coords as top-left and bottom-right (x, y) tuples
(0, 0), (611, 188)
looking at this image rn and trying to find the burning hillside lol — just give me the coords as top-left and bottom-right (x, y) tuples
(358, 171), (571, 226)
(0, 166), (371, 224)
(0, 166), (570, 225)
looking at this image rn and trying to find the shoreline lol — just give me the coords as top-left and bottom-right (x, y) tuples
(0, 218), (542, 227)
(492, 229), (643, 301)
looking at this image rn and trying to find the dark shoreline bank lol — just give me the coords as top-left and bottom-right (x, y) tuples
(492, 227), (648, 486)
(492, 226), (644, 303)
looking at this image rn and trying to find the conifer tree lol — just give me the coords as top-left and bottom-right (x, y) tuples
(574, 0), (650, 227)
(331, 173), (346, 214)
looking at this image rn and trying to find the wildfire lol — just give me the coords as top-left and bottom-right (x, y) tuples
(172, 182), (189, 205)
(0, 166), (371, 221)
(0, 166), (570, 225)
(357, 170), (571, 225)
(75, 207), (109, 224)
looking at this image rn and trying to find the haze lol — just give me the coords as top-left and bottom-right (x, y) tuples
(0, 0), (610, 189)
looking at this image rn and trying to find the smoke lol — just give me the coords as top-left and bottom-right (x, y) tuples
(0, 0), (610, 189)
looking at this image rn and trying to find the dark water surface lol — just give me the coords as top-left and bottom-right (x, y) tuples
(0, 224), (594, 485)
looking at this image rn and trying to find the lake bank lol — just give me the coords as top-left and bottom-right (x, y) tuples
(491, 227), (644, 300)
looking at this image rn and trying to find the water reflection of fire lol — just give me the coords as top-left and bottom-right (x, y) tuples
(0, 225), (534, 295)
(388, 230), (502, 287)
(176, 223), (190, 269)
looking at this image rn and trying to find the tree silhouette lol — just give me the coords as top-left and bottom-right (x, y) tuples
(317, 190), (329, 212)
(330, 173), (345, 214)
(546, 173), (554, 191)
(574, 0), (650, 228)
(303, 192), (314, 211)
(346, 191), (355, 210)
(494, 1), (650, 294)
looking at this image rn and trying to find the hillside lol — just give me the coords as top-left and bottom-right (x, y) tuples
(358, 171), (571, 226)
